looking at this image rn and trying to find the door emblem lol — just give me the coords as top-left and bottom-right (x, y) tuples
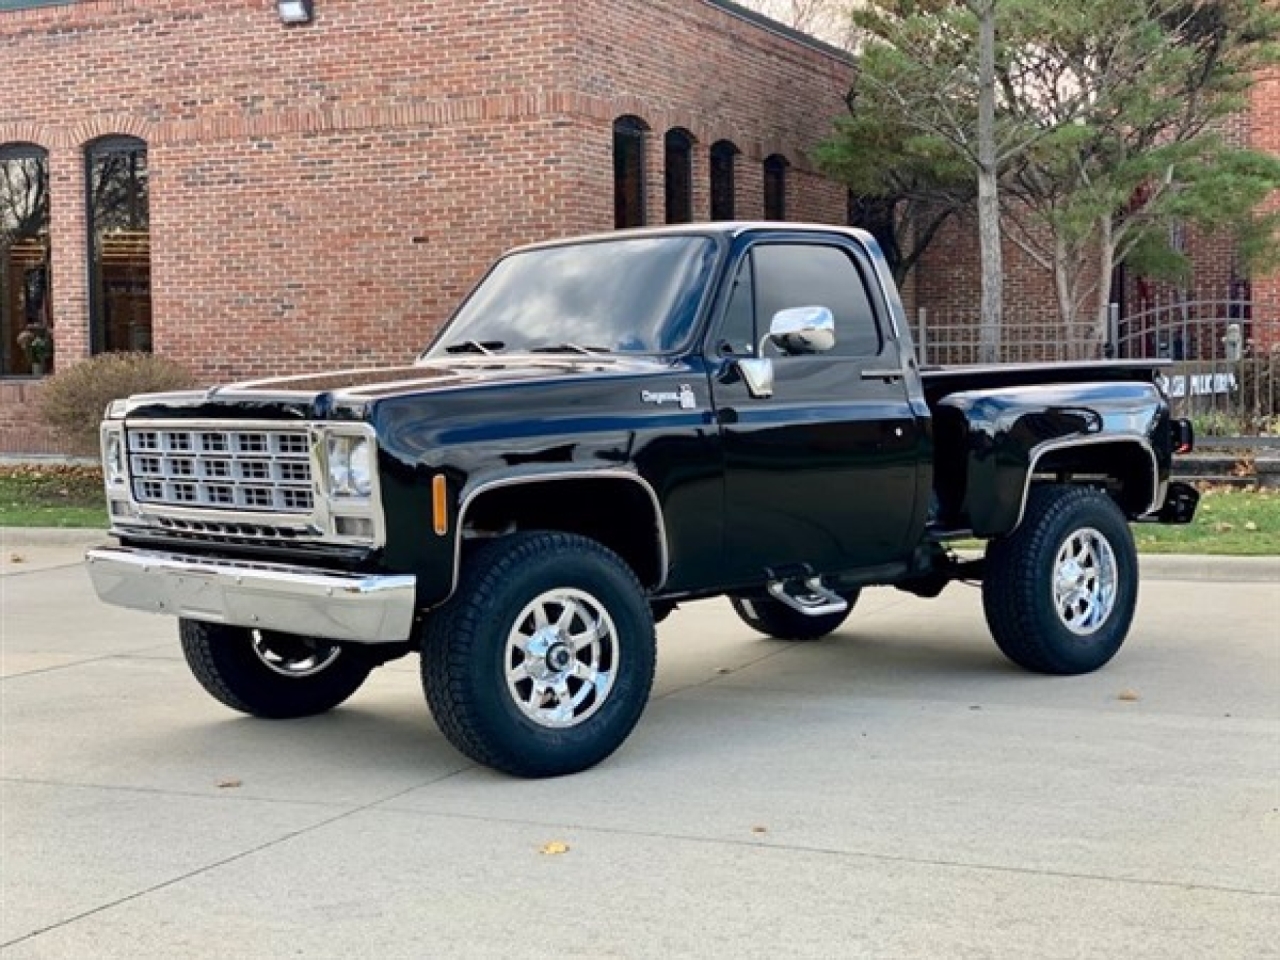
(641, 384), (697, 410)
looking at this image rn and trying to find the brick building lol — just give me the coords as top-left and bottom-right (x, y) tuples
(3, 0), (1276, 456)
(0, 0), (852, 454)
(1251, 68), (1280, 323)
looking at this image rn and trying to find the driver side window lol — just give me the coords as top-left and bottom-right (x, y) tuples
(713, 243), (884, 359)
(752, 243), (883, 358)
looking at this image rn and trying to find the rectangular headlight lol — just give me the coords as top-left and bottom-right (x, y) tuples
(101, 425), (126, 488)
(325, 435), (374, 498)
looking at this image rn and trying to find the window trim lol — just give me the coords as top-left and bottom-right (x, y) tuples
(706, 235), (890, 360)
(0, 142), (47, 161)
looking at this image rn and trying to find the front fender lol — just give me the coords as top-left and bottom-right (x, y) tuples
(936, 381), (1172, 537)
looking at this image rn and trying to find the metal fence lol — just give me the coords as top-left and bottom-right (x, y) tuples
(912, 300), (1279, 432)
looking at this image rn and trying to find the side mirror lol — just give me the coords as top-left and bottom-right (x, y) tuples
(765, 306), (835, 356)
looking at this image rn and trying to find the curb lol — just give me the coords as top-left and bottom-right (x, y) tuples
(1138, 553), (1280, 583)
(3, 527), (1277, 583)
(0, 527), (109, 548)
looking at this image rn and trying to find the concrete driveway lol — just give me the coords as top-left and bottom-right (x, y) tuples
(2, 532), (1277, 959)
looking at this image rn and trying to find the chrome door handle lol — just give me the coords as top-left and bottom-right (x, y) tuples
(861, 369), (904, 381)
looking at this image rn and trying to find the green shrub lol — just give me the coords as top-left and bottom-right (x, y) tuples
(1189, 408), (1246, 438)
(40, 353), (196, 455)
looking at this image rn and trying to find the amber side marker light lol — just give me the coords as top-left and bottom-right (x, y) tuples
(1172, 418), (1195, 456)
(432, 475), (449, 536)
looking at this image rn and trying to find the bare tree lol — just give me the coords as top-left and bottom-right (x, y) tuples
(0, 155), (48, 241)
(733, 0), (858, 48)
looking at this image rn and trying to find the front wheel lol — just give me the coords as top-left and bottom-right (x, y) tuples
(421, 532), (656, 778)
(179, 620), (373, 718)
(982, 485), (1138, 675)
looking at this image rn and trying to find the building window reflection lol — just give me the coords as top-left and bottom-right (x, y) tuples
(764, 154), (788, 221)
(87, 135), (152, 354)
(710, 140), (738, 221)
(664, 128), (693, 224)
(0, 143), (52, 377)
(613, 116), (649, 229)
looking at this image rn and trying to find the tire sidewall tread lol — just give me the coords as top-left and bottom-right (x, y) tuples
(179, 619), (372, 718)
(421, 531), (656, 778)
(983, 484), (1138, 675)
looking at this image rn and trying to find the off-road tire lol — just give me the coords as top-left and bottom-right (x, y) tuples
(729, 589), (860, 641)
(983, 485), (1138, 675)
(421, 532), (656, 778)
(179, 619), (373, 718)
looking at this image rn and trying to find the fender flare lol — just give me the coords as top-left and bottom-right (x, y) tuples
(443, 468), (670, 605)
(1010, 433), (1163, 532)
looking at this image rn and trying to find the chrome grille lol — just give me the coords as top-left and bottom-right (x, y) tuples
(128, 427), (314, 513)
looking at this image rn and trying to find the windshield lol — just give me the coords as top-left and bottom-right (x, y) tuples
(425, 235), (719, 357)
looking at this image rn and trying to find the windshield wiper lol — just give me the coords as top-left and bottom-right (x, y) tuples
(444, 340), (505, 355)
(529, 343), (612, 356)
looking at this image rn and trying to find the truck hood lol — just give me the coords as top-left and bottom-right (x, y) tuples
(220, 355), (666, 400)
(118, 355), (674, 420)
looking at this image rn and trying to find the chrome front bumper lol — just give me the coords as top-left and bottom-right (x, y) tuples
(85, 546), (416, 644)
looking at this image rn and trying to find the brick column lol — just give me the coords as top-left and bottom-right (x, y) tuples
(47, 143), (89, 370)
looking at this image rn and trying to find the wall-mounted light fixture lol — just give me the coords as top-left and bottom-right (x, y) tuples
(276, 0), (314, 25)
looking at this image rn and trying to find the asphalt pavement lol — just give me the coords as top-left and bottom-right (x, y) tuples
(1, 530), (1277, 959)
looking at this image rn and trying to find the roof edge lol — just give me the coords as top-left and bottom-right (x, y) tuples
(701, 0), (854, 63)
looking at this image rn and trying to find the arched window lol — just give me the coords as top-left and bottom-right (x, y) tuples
(0, 143), (51, 377)
(613, 116), (648, 228)
(709, 140), (739, 221)
(664, 128), (694, 224)
(763, 154), (789, 221)
(87, 136), (152, 354)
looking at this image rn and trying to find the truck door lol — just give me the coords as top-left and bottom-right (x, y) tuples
(708, 235), (926, 585)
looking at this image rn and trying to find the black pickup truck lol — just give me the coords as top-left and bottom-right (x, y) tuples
(87, 224), (1198, 777)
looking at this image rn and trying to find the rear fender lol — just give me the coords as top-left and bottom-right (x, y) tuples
(935, 381), (1171, 537)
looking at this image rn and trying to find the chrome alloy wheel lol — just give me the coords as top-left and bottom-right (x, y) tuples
(1052, 527), (1118, 636)
(252, 632), (343, 678)
(504, 588), (619, 729)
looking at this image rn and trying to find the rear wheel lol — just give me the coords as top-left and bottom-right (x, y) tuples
(729, 589), (860, 641)
(983, 485), (1138, 675)
(179, 620), (372, 718)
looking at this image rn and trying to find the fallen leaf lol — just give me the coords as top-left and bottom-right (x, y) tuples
(1245, 521), (1258, 532)
(1213, 522), (1235, 533)
(751, 825), (768, 834)
(8, 553), (23, 563)
(539, 841), (570, 856)
(1117, 689), (1140, 702)
(217, 778), (243, 789)
(715, 667), (732, 675)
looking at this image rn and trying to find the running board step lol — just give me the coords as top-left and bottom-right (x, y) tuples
(765, 577), (848, 617)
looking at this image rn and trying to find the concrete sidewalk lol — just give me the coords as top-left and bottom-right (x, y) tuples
(2, 531), (1278, 958)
